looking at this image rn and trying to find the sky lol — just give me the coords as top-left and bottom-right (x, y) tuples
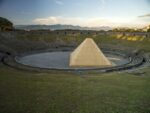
(0, 0), (150, 28)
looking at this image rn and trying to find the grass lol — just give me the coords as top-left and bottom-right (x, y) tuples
(0, 66), (150, 113)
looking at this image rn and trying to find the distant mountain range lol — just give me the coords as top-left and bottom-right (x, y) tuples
(14, 24), (112, 31)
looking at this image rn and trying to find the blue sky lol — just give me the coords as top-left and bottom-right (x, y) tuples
(0, 0), (150, 27)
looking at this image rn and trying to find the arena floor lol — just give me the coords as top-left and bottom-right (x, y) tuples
(15, 51), (129, 70)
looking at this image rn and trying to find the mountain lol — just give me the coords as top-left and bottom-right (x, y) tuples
(14, 24), (112, 31)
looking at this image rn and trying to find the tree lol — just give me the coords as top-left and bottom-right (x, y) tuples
(147, 25), (150, 32)
(0, 17), (13, 31)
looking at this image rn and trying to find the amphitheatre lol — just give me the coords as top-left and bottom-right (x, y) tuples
(1, 29), (150, 73)
(0, 17), (150, 113)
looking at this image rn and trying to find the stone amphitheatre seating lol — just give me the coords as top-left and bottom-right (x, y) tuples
(1, 46), (148, 73)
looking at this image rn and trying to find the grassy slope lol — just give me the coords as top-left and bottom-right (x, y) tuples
(0, 66), (150, 113)
(16, 32), (150, 51)
(0, 31), (150, 113)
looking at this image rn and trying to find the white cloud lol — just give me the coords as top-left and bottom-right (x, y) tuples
(33, 16), (149, 28)
(33, 16), (113, 27)
(34, 17), (59, 25)
(55, 0), (64, 5)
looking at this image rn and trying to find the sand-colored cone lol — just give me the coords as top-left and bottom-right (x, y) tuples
(70, 38), (112, 67)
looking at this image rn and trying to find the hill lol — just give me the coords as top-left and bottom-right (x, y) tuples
(15, 24), (112, 31)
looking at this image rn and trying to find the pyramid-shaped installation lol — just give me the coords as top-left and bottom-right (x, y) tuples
(69, 38), (112, 67)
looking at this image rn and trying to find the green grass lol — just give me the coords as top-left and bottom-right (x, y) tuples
(0, 66), (150, 113)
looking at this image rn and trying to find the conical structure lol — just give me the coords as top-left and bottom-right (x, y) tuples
(69, 38), (112, 67)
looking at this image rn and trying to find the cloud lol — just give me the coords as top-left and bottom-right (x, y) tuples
(137, 13), (150, 25)
(55, 0), (63, 5)
(138, 13), (150, 18)
(33, 16), (149, 28)
(34, 17), (59, 25)
(33, 16), (115, 27)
